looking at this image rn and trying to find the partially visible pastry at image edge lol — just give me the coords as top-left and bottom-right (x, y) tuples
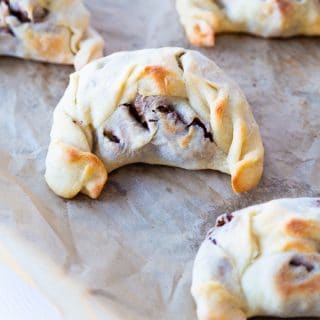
(0, 0), (104, 69)
(45, 47), (264, 199)
(192, 197), (320, 320)
(176, 0), (320, 47)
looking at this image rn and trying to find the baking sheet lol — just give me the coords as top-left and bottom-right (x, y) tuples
(0, 0), (320, 319)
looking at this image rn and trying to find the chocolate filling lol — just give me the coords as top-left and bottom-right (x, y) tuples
(135, 95), (186, 125)
(156, 105), (174, 114)
(155, 103), (186, 125)
(2, 0), (48, 23)
(123, 103), (148, 130)
(187, 117), (213, 142)
(3, 0), (31, 23)
(216, 213), (233, 227)
(289, 257), (314, 272)
(103, 130), (120, 143)
(175, 52), (186, 71)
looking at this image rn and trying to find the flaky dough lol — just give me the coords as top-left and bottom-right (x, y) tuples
(0, 0), (104, 69)
(45, 47), (264, 199)
(192, 198), (320, 320)
(176, 0), (320, 46)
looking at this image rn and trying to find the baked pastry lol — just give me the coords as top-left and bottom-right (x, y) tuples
(192, 197), (320, 320)
(176, 0), (320, 46)
(45, 47), (264, 199)
(0, 0), (104, 69)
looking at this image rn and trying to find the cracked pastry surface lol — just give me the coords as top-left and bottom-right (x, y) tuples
(192, 198), (320, 320)
(45, 47), (264, 199)
(176, 0), (320, 46)
(0, 0), (104, 69)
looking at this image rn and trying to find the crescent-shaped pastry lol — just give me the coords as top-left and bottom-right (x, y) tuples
(192, 198), (320, 320)
(176, 0), (320, 46)
(0, 0), (104, 69)
(45, 47), (264, 199)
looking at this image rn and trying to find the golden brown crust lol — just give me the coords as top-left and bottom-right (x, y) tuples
(179, 126), (195, 149)
(0, 0), (104, 68)
(285, 219), (320, 240)
(282, 241), (317, 254)
(140, 65), (181, 96)
(189, 21), (215, 47)
(25, 30), (70, 62)
(276, 255), (320, 298)
(196, 282), (247, 320)
(231, 157), (263, 193)
(176, 0), (320, 47)
(45, 142), (107, 199)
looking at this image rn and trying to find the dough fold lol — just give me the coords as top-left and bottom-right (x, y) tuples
(176, 0), (320, 46)
(45, 47), (264, 198)
(0, 0), (104, 69)
(192, 198), (320, 319)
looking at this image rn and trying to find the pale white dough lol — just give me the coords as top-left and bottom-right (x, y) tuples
(192, 198), (320, 320)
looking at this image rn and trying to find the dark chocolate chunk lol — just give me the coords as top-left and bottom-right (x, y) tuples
(187, 117), (213, 142)
(216, 213), (233, 227)
(289, 256), (314, 272)
(208, 236), (217, 245)
(226, 213), (233, 222)
(216, 217), (226, 227)
(103, 130), (120, 143)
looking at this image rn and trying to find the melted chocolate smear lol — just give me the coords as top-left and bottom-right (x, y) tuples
(103, 130), (120, 143)
(175, 52), (186, 71)
(156, 104), (186, 124)
(156, 105), (174, 114)
(4, 0), (31, 23)
(187, 117), (213, 142)
(123, 103), (148, 130)
(289, 257), (314, 272)
(3, 0), (48, 23)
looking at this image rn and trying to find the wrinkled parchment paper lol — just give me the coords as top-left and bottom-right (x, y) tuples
(0, 0), (320, 319)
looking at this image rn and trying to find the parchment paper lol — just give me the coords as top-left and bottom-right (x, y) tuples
(0, 0), (319, 319)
